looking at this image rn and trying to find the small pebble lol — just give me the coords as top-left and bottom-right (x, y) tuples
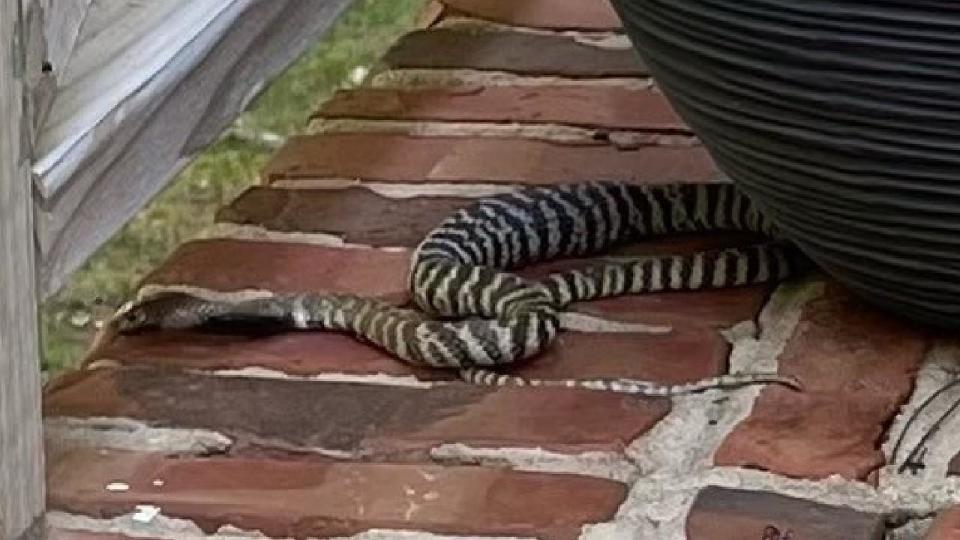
(105, 482), (129, 492)
(69, 310), (92, 328)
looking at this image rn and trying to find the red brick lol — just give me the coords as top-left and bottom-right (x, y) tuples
(441, 0), (622, 30)
(316, 86), (687, 133)
(927, 507), (960, 540)
(417, 0), (446, 28)
(686, 486), (885, 540)
(217, 187), (468, 247)
(265, 134), (719, 186)
(219, 189), (750, 251)
(714, 284), (930, 480)
(384, 29), (645, 77)
(49, 532), (141, 540)
(90, 330), (432, 378)
(948, 454), (960, 476)
(142, 239), (410, 304)
(513, 326), (727, 384)
(45, 368), (669, 457)
(91, 324), (728, 389)
(49, 449), (626, 540)
(570, 287), (769, 330)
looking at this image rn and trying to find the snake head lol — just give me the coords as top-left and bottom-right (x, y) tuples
(113, 293), (214, 333)
(114, 303), (154, 333)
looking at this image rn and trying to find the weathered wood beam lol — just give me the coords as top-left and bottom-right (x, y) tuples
(0, 2), (46, 539)
(35, 0), (356, 297)
(21, 0), (92, 138)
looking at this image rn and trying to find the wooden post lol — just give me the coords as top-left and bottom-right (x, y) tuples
(0, 2), (46, 539)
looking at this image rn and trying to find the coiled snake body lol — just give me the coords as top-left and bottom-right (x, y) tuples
(118, 182), (809, 395)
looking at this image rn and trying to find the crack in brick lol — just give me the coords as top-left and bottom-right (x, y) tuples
(433, 17), (627, 45)
(429, 443), (636, 484)
(369, 69), (654, 91)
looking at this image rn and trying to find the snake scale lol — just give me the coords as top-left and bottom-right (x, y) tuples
(116, 182), (810, 395)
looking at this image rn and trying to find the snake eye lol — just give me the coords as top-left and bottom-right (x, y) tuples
(116, 308), (149, 332)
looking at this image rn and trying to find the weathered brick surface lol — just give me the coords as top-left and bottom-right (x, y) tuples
(686, 486), (886, 540)
(514, 327), (728, 384)
(441, 0), (622, 30)
(219, 189), (770, 329)
(316, 86), (687, 132)
(219, 189), (752, 253)
(383, 29), (646, 77)
(93, 325), (728, 388)
(90, 329), (433, 378)
(217, 187), (468, 247)
(714, 284), (930, 480)
(142, 239), (411, 303)
(49, 532), (140, 540)
(45, 368), (669, 457)
(927, 507), (960, 540)
(49, 449), (627, 540)
(572, 287), (769, 329)
(265, 134), (719, 185)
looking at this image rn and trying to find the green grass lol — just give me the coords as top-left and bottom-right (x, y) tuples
(40, 0), (424, 372)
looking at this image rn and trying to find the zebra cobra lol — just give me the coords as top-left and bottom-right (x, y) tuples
(116, 182), (810, 396)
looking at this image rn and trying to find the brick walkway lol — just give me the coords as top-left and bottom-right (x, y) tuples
(43, 2), (960, 539)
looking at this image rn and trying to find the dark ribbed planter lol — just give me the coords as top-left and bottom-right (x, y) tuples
(611, 1), (960, 329)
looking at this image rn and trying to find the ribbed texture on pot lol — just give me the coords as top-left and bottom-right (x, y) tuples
(611, 0), (960, 328)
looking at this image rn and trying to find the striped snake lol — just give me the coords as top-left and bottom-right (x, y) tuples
(116, 182), (810, 395)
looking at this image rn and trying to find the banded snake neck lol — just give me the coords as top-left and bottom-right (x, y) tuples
(116, 182), (811, 396)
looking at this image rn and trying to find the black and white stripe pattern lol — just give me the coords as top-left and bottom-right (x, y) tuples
(405, 182), (799, 368)
(117, 182), (809, 395)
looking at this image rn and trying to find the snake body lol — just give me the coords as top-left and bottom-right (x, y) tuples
(118, 182), (810, 395)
